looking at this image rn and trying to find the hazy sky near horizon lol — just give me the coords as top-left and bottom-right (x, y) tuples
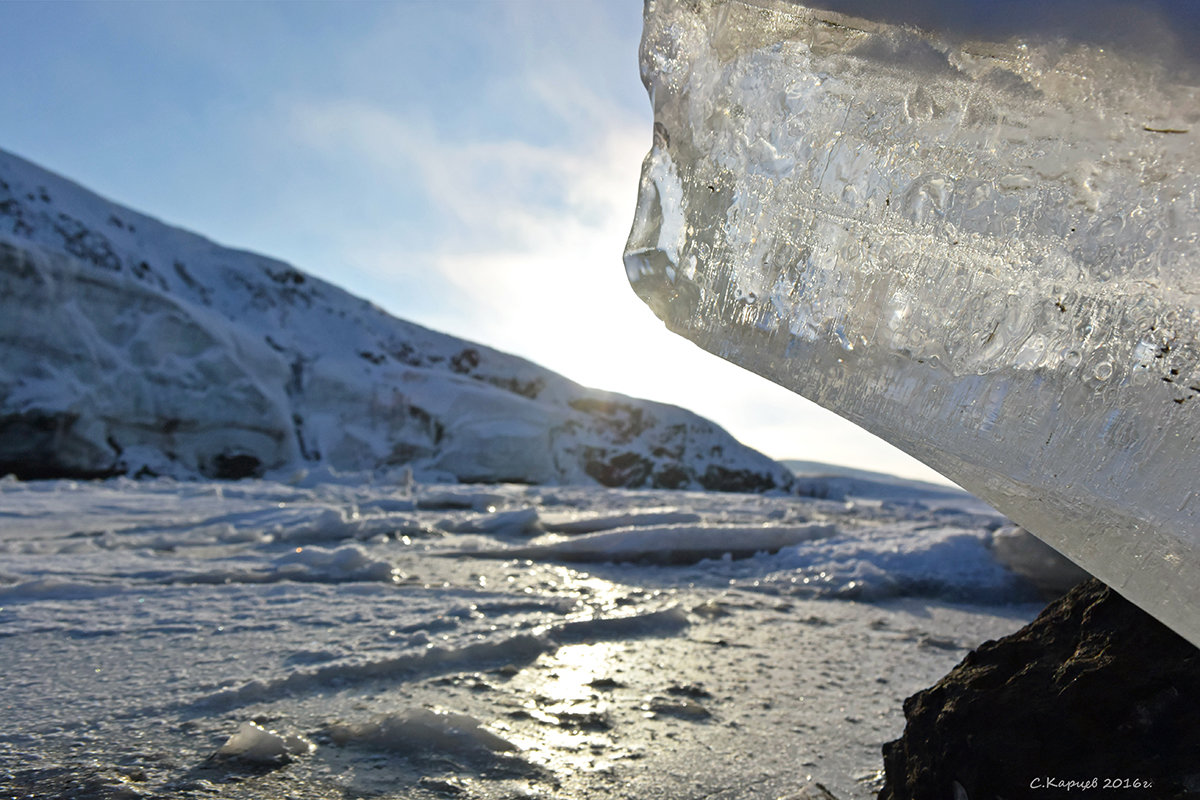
(0, 0), (951, 484)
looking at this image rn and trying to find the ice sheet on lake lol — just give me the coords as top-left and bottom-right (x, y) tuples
(625, 0), (1200, 646)
(0, 477), (1028, 624)
(0, 475), (1038, 798)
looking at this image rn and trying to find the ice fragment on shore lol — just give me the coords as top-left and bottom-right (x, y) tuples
(644, 695), (712, 719)
(329, 708), (517, 757)
(437, 507), (541, 536)
(627, 0), (1200, 646)
(539, 507), (702, 534)
(215, 721), (314, 763)
(465, 523), (836, 565)
(175, 543), (400, 584)
(271, 543), (399, 581)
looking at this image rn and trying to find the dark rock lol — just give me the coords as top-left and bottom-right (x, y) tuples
(0, 411), (121, 480)
(652, 463), (689, 489)
(583, 449), (655, 487)
(700, 463), (780, 492)
(879, 578), (1200, 800)
(207, 452), (263, 480)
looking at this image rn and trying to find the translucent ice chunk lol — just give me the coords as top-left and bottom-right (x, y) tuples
(625, 0), (1200, 646)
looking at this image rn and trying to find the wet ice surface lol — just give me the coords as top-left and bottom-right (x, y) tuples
(0, 475), (1044, 799)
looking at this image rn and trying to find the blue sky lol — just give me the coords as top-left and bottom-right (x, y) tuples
(0, 0), (948, 483)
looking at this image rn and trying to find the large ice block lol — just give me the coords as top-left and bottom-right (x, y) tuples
(624, 0), (1200, 645)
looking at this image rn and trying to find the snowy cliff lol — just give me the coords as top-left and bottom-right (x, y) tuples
(0, 148), (793, 491)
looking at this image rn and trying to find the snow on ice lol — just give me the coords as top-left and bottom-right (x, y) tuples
(0, 473), (1052, 799)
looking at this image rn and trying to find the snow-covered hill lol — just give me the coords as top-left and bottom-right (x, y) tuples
(782, 460), (971, 503)
(0, 149), (793, 491)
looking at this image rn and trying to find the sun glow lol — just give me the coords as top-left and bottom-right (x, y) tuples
(275, 14), (950, 486)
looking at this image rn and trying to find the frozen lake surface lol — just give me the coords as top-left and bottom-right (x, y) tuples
(0, 474), (1048, 799)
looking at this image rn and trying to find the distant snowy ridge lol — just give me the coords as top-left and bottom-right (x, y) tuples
(0, 148), (793, 491)
(782, 460), (970, 503)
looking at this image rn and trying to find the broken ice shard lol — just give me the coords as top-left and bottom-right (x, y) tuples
(624, 0), (1200, 646)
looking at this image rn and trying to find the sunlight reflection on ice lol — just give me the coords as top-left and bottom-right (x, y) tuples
(506, 642), (625, 774)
